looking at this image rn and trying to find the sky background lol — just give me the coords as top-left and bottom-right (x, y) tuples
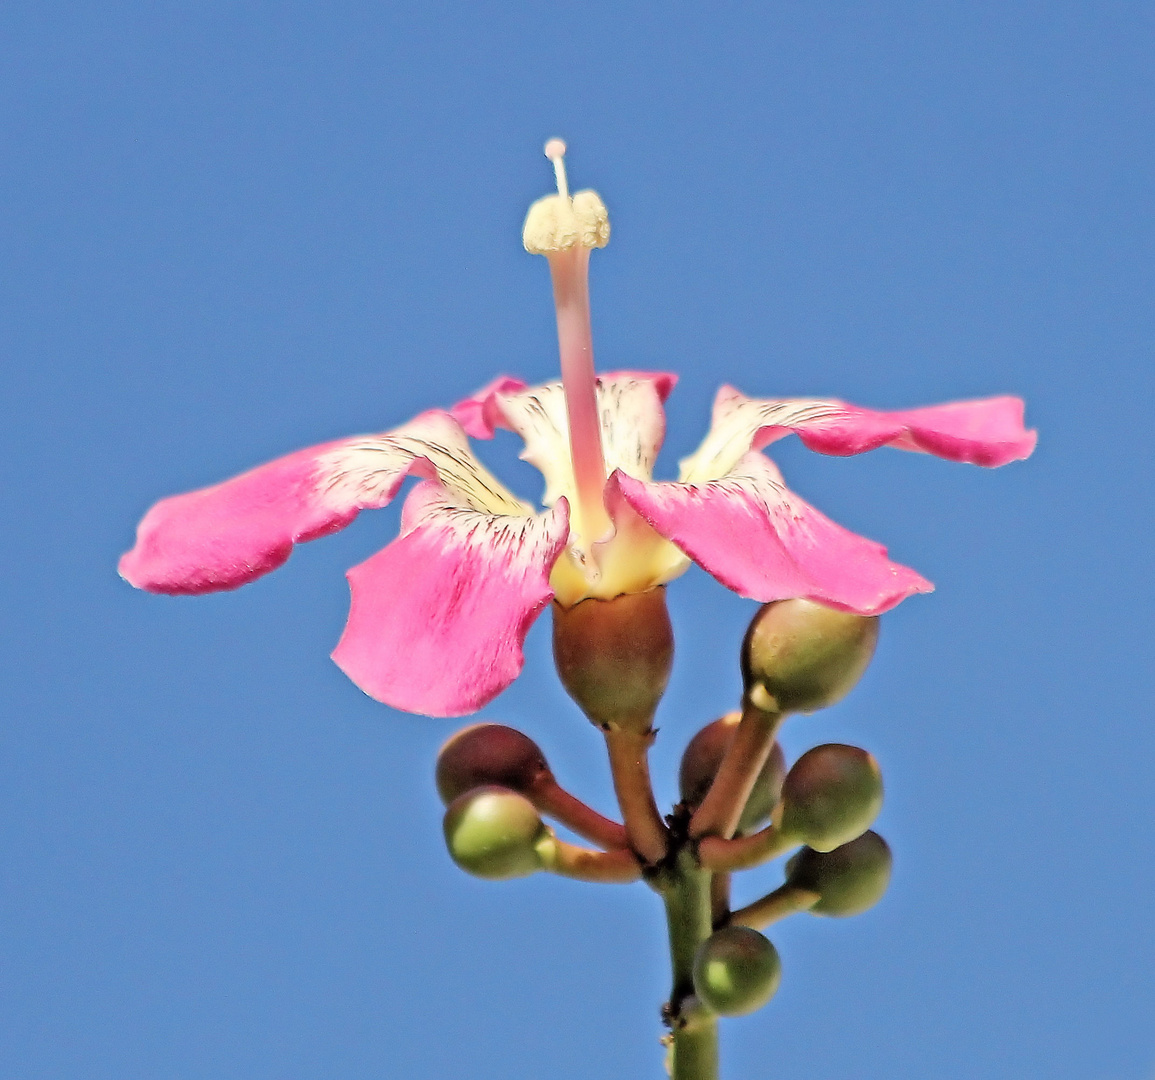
(2, 3), (1152, 1078)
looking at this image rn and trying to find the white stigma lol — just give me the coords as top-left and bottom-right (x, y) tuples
(544, 138), (569, 199)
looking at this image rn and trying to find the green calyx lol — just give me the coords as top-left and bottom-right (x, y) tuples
(678, 712), (786, 833)
(435, 723), (551, 805)
(741, 599), (879, 714)
(785, 830), (892, 916)
(779, 743), (883, 851)
(443, 786), (549, 880)
(692, 926), (782, 1016)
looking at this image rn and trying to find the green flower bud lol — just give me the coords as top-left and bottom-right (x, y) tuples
(435, 724), (551, 806)
(785, 830), (892, 916)
(692, 926), (782, 1016)
(442, 786), (548, 880)
(779, 744), (883, 851)
(552, 587), (674, 734)
(741, 599), (879, 714)
(678, 711), (787, 833)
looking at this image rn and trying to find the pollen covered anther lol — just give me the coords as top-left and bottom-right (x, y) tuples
(523, 139), (610, 254)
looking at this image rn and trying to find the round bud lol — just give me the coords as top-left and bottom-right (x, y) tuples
(741, 599), (879, 714)
(779, 744), (883, 851)
(442, 786), (548, 880)
(785, 830), (892, 916)
(435, 724), (551, 806)
(552, 588), (674, 734)
(692, 926), (782, 1016)
(678, 712), (787, 833)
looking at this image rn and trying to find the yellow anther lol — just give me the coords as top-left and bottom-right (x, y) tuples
(522, 140), (610, 254)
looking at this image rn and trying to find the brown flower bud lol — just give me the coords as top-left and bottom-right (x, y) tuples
(435, 724), (552, 806)
(678, 712), (787, 833)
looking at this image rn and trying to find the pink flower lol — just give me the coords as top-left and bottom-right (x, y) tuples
(120, 142), (1035, 718)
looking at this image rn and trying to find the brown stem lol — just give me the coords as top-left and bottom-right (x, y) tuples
(537, 834), (643, 884)
(728, 884), (821, 931)
(603, 729), (669, 864)
(531, 776), (629, 851)
(709, 872), (731, 930)
(689, 701), (783, 840)
(696, 824), (797, 873)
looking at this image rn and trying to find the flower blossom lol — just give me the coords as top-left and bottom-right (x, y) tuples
(120, 141), (1035, 718)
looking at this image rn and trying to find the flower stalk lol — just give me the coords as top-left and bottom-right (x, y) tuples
(531, 777), (629, 851)
(690, 698), (784, 840)
(697, 822), (796, 873)
(603, 728), (670, 864)
(729, 884), (822, 930)
(537, 833), (643, 884)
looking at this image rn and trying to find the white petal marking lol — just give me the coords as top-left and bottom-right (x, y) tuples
(679, 388), (844, 483)
(494, 373), (671, 513)
(316, 411), (531, 517)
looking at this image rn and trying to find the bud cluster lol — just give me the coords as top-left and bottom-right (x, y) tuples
(434, 590), (894, 1066)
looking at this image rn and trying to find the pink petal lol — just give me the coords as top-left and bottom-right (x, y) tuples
(609, 453), (932, 616)
(120, 411), (530, 596)
(118, 438), (384, 595)
(450, 376), (529, 439)
(787, 396), (1038, 466)
(332, 482), (570, 716)
(694, 387), (1036, 476)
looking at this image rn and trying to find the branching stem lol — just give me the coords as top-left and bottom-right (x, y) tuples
(532, 776), (629, 850)
(697, 823), (796, 873)
(729, 884), (821, 931)
(538, 835), (643, 884)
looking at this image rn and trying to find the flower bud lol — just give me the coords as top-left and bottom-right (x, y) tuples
(779, 744), (883, 852)
(435, 724), (551, 806)
(678, 711), (786, 833)
(741, 599), (879, 714)
(785, 830), (892, 916)
(442, 786), (549, 880)
(692, 926), (782, 1016)
(552, 588), (674, 734)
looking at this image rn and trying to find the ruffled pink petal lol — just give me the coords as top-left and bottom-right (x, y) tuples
(450, 376), (529, 439)
(609, 453), (932, 616)
(332, 482), (570, 716)
(118, 437), (387, 595)
(784, 396), (1037, 465)
(688, 388), (1035, 481)
(120, 411), (530, 596)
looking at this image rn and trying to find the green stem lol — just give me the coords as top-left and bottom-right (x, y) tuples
(662, 851), (719, 1080)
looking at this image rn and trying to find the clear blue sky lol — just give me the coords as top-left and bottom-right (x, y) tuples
(2, 3), (1152, 1078)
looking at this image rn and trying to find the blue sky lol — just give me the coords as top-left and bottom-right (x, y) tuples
(2, 3), (1152, 1078)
